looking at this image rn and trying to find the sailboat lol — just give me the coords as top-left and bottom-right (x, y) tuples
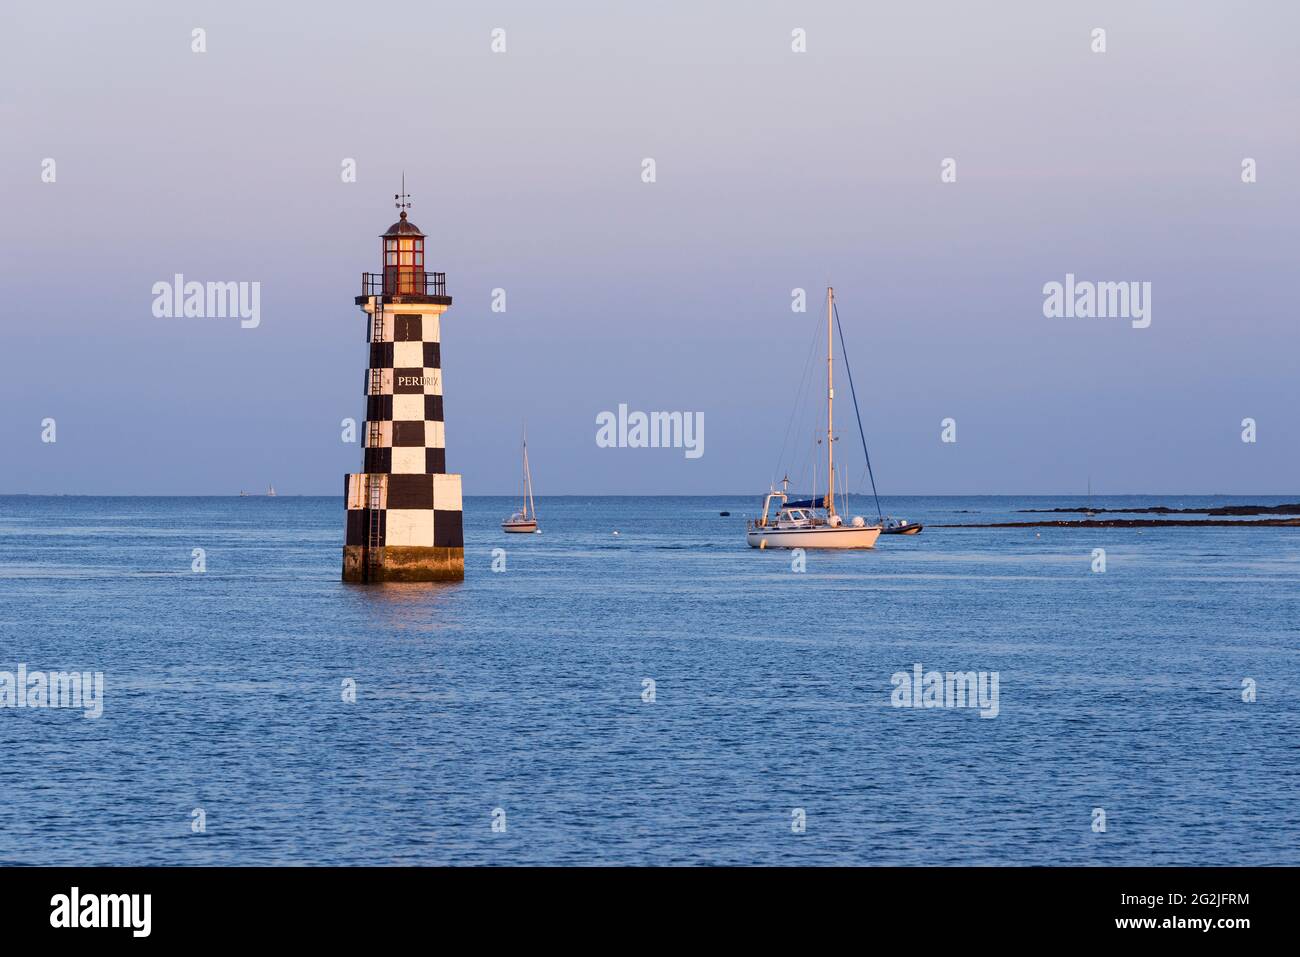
(501, 433), (539, 533)
(747, 287), (882, 549)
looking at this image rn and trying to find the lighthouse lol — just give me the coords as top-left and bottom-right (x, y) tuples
(342, 189), (464, 582)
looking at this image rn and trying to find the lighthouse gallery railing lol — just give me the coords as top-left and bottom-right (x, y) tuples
(360, 271), (447, 298)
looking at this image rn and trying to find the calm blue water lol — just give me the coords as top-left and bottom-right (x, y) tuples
(1, 494), (1297, 866)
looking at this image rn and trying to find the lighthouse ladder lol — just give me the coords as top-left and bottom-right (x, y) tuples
(366, 474), (383, 568)
(366, 295), (386, 571)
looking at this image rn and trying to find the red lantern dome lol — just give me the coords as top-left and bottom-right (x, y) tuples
(382, 210), (425, 296)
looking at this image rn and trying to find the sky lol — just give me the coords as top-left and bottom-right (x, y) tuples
(2, 1), (1297, 495)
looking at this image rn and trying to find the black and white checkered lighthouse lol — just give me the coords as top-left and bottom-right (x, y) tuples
(343, 191), (464, 582)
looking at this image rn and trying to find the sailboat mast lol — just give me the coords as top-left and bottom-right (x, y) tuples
(826, 286), (835, 515)
(520, 431), (531, 520)
(524, 441), (535, 520)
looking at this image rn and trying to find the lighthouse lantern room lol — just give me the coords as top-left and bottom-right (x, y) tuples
(382, 213), (425, 295)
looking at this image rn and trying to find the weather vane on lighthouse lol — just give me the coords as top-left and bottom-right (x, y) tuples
(394, 173), (411, 216)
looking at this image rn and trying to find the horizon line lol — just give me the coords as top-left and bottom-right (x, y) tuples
(2, 492), (1297, 499)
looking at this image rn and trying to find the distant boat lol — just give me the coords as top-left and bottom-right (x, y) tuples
(502, 433), (539, 533)
(747, 287), (881, 549)
(267, 485), (277, 497)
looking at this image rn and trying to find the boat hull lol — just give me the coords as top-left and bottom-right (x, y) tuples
(882, 524), (923, 535)
(502, 520), (538, 533)
(747, 525), (881, 549)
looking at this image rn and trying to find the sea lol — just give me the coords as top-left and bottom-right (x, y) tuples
(1, 494), (1297, 866)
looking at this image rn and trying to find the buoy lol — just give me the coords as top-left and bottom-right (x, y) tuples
(612, 530), (619, 536)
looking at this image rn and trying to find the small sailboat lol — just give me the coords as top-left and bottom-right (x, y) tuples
(747, 287), (882, 549)
(267, 484), (277, 497)
(502, 434), (539, 533)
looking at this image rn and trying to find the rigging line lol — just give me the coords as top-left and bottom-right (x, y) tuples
(833, 301), (883, 524)
(775, 314), (823, 485)
(783, 431), (812, 499)
(774, 306), (824, 484)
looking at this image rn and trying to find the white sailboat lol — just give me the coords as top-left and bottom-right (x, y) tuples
(502, 433), (539, 533)
(747, 287), (882, 549)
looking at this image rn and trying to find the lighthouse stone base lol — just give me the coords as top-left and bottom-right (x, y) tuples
(342, 545), (463, 582)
